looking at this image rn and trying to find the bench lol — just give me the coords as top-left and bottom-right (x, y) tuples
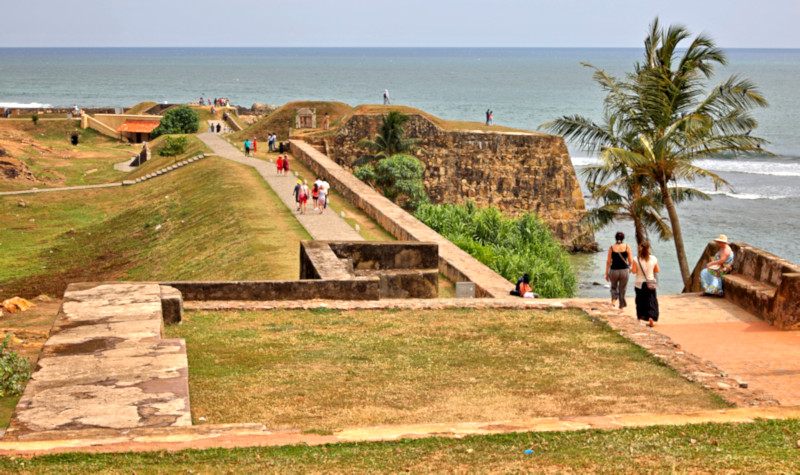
(688, 242), (800, 330)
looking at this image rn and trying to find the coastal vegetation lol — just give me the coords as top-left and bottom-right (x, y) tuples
(353, 110), (428, 210)
(415, 202), (577, 298)
(167, 307), (727, 429)
(543, 18), (769, 287)
(151, 105), (199, 138)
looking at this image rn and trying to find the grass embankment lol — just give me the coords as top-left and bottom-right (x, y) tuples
(0, 120), (135, 191)
(167, 307), (728, 430)
(124, 102), (157, 115)
(124, 134), (210, 180)
(233, 101), (352, 142)
(0, 157), (310, 299)
(4, 419), (799, 473)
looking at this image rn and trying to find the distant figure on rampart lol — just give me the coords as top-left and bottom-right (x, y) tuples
(324, 113), (330, 130)
(383, 89), (390, 105)
(486, 109), (493, 125)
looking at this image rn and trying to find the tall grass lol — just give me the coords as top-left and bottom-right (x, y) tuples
(415, 202), (577, 298)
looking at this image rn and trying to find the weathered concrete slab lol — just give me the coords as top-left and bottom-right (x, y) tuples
(5, 282), (190, 439)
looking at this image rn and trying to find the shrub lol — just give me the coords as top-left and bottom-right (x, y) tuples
(31, 115), (39, 126)
(0, 334), (32, 397)
(157, 136), (188, 157)
(151, 106), (199, 138)
(415, 201), (577, 298)
(355, 153), (428, 211)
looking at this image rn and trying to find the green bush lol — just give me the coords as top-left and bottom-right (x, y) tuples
(157, 136), (188, 157)
(31, 115), (39, 126)
(355, 153), (428, 211)
(0, 334), (32, 397)
(415, 201), (577, 298)
(151, 106), (199, 138)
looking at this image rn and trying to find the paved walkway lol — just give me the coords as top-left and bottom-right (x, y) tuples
(0, 182), (122, 196)
(621, 293), (800, 405)
(198, 132), (362, 241)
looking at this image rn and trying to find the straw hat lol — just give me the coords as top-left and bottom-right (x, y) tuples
(714, 234), (728, 243)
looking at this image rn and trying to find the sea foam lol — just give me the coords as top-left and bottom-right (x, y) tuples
(0, 102), (54, 108)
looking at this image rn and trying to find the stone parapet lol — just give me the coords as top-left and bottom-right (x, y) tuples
(687, 242), (800, 330)
(290, 140), (513, 298)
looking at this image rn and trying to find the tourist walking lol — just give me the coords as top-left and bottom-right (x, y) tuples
(244, 139), (251, 156)
(632, 241), (659, 327)
(298, 180), (310, 214)
(383, 89), (390, 105)
(312, 179), (321, 210)
(318, 178), (330, 212)
(699, 234), (734, 296)
(282, 154), (290, 175)
(276, 155), (283, 176)
(215, 123), (221, 133)
(605, 231), (633, 309)
(293, 180), (302, 211)
(253, 138), (257, 153)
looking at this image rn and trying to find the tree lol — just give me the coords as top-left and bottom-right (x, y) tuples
(354, 111), (419, 167)
(151, 106), (199, 138)
(543, 18), (768, 288)
(355, 154), (429, 211)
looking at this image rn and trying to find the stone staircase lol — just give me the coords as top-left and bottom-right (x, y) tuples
(4, 282), (190, 439)
(121, 154), (209, 186)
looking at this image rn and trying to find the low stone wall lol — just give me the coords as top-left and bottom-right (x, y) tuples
(290, 140), (513, 298)
(687, 242), (800, 330)
(161, 279), (381, 301)
(299, 241), (439, 299)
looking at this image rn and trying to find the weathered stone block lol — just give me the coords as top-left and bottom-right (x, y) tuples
(160, 285), (183, 324)
(456, 282), (476, 298)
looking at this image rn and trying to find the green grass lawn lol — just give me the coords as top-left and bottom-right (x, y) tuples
(166, 308), (728, 431)
(3, 419), (798, 473)
(0, 157), (310, 299)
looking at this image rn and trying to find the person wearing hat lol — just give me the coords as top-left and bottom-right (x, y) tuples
(293, 180), (302, 211)
(699, 234), (734, 296)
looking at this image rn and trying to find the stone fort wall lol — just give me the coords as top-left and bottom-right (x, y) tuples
(324, 113), (594, 251)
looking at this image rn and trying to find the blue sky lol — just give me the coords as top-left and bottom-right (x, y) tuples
(2, 0), (799, 48)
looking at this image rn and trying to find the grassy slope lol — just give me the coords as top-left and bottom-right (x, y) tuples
(349, 104), (540, 134)
(0, 157), (310, 299)
(124, 102), (158, 115)
(167, 308), (728, 429)
(233, 101), (352, 142)
(7, 419), (797, 473)
(124, 134), (211, 180)
(0, 120), (135, 191)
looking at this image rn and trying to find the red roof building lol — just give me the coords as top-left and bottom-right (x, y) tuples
(117, 120), (160, 142)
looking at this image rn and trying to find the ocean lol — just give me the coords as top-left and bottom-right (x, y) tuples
(2, 47), (798, 296)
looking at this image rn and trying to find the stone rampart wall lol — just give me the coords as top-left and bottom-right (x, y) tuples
(290, 140), (514, 298)
(326, 114), (593, 250)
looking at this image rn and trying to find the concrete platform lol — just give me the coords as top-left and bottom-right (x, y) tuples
(4, 283), (190, 438)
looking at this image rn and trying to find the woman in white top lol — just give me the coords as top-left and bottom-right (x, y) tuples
(631, 241), (660, 327)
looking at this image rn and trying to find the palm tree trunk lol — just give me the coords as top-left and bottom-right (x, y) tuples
(633, 217), (647, 247)
(660, 180), (692, 288)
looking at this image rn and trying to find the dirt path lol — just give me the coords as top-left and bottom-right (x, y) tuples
(198, 132), (362, 241)
(621, 293), (800, 405)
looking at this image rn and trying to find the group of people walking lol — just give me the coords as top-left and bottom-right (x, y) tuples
(275, 154), (290, 175)
(604, 232), (733, 327)
(293, 177), (330, 215)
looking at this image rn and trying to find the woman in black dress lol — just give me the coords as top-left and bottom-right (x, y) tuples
(632, 241), (660, 327)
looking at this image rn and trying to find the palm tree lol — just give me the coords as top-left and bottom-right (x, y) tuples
(354, 110), (419, 166)
(544, 18), (768, 288)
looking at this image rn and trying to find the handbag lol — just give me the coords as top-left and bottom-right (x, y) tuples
(637, 257), (658, 290)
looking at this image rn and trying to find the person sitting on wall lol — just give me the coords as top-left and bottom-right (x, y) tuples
(510, 273), (538, 298)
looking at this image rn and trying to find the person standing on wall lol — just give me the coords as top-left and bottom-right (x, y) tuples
(383, 89), (390, 105)
(605, 231), (632, 309)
